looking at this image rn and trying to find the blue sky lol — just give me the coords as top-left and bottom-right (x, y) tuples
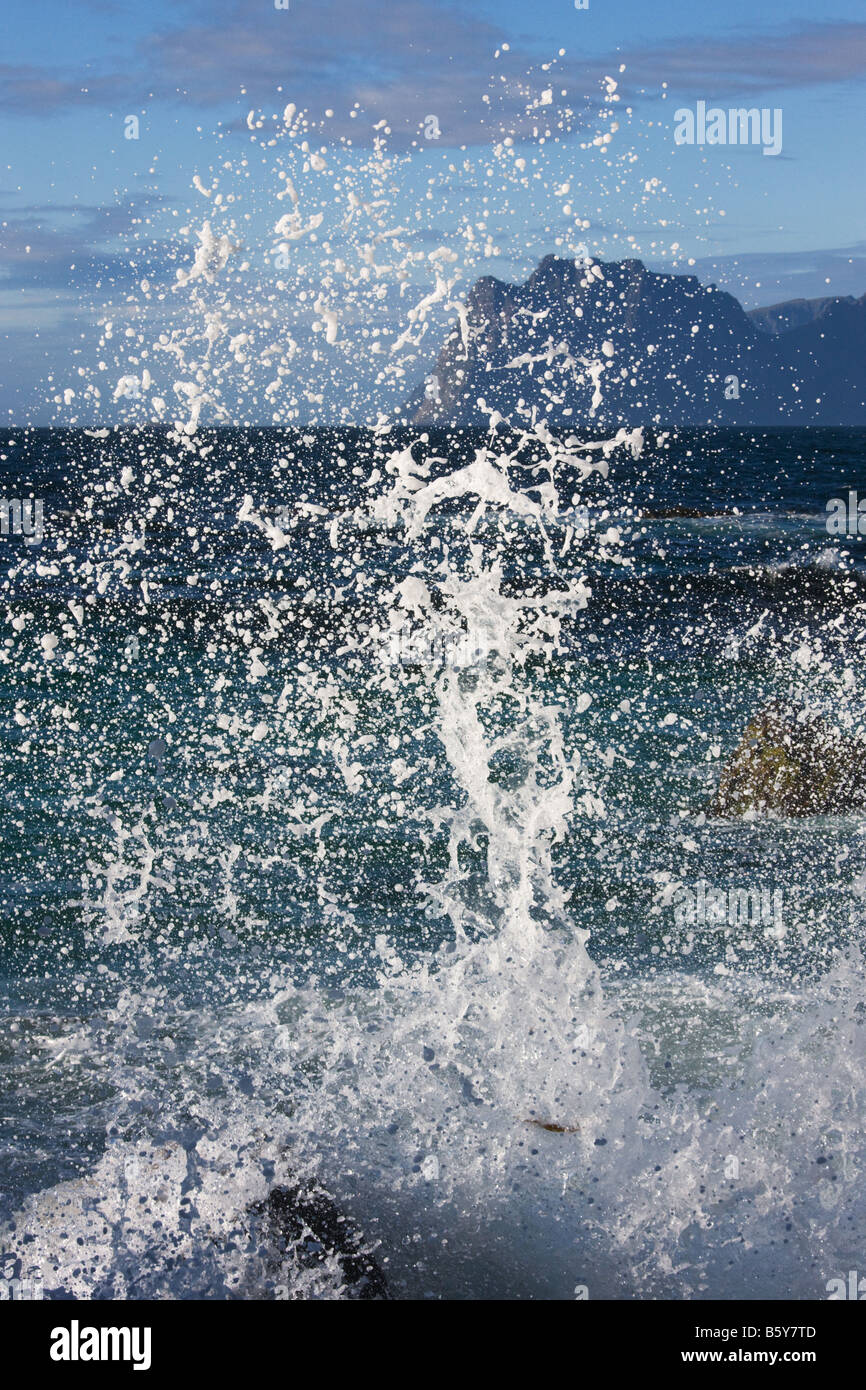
(1, 0), (865, 423)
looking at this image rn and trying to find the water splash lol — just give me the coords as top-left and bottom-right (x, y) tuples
(2, 61), (866, 1303)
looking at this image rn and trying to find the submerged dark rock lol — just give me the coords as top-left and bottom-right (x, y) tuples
(708, 702), (866, 818)
(252, 1183), (389, 1300)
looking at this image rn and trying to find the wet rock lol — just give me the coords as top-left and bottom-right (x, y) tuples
(252, 1184), (389, 1300)
(708, 701), (866, 817)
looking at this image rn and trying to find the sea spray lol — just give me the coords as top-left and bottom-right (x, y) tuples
(2, 58), (866, 1303)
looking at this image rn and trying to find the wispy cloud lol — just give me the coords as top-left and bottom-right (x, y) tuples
(0, 63), (131, 111)
(613, 21), (866, 98)
(2, 8), (864, 135)
(0, 0), (595, 144)
(0, 196), (177, 293)
(0, 1), (517, 124)
(681, 242), (866, 307)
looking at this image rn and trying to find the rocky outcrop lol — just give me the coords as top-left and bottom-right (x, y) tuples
(708, 702), (866, 818)
(407, 256), (866, 428)
(252, 1183), (389, 1300)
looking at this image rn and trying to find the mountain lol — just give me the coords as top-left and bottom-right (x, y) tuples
(747, 296), (848, 335)
(407, 256), (866, 428)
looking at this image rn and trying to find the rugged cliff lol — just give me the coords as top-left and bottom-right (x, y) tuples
(408, 256), (866, 427)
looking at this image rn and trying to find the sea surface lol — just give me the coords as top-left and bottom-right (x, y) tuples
(1, 423), (865, 1299)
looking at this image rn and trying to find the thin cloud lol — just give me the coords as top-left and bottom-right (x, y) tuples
(0, 0), (588, 145)
(0, 196), (178, 293)
(681, 242), (866, 307)
(612, 21), (866, 98)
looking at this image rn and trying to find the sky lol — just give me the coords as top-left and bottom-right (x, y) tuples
(1, 0), (865, 424)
